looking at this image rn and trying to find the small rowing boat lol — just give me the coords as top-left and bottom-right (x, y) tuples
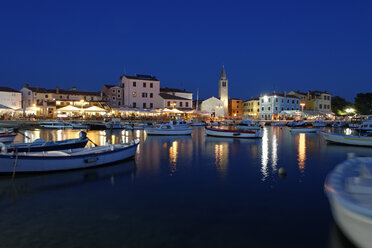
(4, 131), (89, 152)
(145, 124), (192, 136)
(0, 140), (140, 174)
(204, 127), (262, 138)
(325, 157), (372, 248)
(321, 132), (372, 147)
(0, 129), (16, 143)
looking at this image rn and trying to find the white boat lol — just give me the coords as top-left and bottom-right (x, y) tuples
(313, 119), (327, 127)
(68, 121), (88, 129)
(357, 120), (372, 132)
(169, 116), (191, 128)
(288, 120), (306, 127)
(39, 121), (73, 129)
(271, 121), (287, 126)
(191, 122), (207, 126)
(204, 127), (262, 138)
(321, 132), (372, 146)
(105, 121), (125, 129)
(332, 121), (346, 128)
(235, 119), (261, 131)
(0, 140), (140, 173)
(325, 157), (372, 248)
(0, 129), (16, 143)
(145, 124), (192, 136)
(290, 127), (320, 133)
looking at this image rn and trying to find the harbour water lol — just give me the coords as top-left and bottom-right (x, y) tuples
(0, 126), (368, 248)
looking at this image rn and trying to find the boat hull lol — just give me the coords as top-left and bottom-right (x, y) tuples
(0, 142), (139, 173)
(145, 128), (192, 135)
(0, 134), (16, 143)
(290, 128), (320, 133)
(7, 139), (88, 152)
(322, 132), (372, 146)
(205, 127), (262, 138)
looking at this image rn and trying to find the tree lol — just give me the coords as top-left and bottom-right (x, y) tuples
(332, 96), (353, 116)
(354, 93), (372, 115)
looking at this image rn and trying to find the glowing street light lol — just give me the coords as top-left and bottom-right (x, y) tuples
(345, 108), (355, 114)
(300, 103), (305, 112)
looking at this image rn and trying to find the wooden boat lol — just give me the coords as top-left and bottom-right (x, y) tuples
(0, 129), (16, 143)
(321, 132), (372, 146)
(3, 131), (89, 152)
(325, 157), (372, 248)
(290, 127), (320, 133)
(204, 127), (262, 138)
(0, 140), (139, 173)
(39, 121), (73, 129)
(145, 124), (192, 135)
(235, 119), (261, 131)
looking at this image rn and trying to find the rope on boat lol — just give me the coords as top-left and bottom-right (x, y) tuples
(12, 148), (19, 179)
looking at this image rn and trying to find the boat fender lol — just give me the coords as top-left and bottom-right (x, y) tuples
(278, 168), (287, 179)
(79, 131), (87, 139)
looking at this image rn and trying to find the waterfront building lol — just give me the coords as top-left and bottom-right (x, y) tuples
(0, 87), (22, 110)
(288, 91), (307, 109)
(288, 90), (332, 114)
(218, 66), (228, 116)
(158, 87), (193, 110)
(200, 97), (225, 118)
(21, 84), (107, 117)
(242, 98), (260, 119)
(259, 93), (300, 120)
(228, 98), (243, 119)
(120, 74), (160, 109)
(101, 84), (124, 108)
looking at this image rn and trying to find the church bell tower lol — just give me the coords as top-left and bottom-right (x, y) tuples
(218, 66), (228, 116)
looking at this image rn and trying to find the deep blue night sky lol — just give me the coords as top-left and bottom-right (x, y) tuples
(1, 0), (371, 101)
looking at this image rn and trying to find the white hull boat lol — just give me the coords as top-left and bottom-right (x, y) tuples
(145, 124), (192, 135)
(0, 140), (140, 173)
(321, 132), (372, 146)
(69, 121), (88, 129)
(271, 122), (287, 127)
(106, 121), (125, 129)
(356, 120), (372, 132)
(313, 120), (327, 127)
(288, 120), (306, 127)
(332, 121), (346, 128)
(290, 127), (320, 133)
(39, 121), (73, 129)
(325, 157), (372, 248)
(236, 119), (261, 130)
(205, 127), (262, 138)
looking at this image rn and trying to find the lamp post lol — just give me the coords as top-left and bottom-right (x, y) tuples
(300, 103), (305, 112)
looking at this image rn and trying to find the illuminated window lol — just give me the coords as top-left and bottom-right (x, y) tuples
(133, 92), (137, 97)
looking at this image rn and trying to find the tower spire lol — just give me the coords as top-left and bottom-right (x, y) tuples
(220, 65), (227, 80)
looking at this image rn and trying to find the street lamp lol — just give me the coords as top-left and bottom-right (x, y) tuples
(345, 108), (355, 115)
(300, 103), (305, 112)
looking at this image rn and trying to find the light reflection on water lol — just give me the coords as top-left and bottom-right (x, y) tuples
(2, 126), (364, 248)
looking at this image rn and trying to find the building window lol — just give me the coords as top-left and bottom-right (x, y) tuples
(292, 100), (294, 104)
(118, 102), (121, 106)
(133, 82), (136, 87)
(287, 99), (289, 103)
(262, 99), (264, 103)
(269, 98), (271, 102)
(237, 110), (239, 113)
(60, 96), (62, 99)
(143, 82), (146, 88)
(180, 102), (183, 107)
(118, 94), (120, 98)
(275, 107), (278, 111)
(168, 101), (170, 106)
(297, 100), (299, 104)
(113, 89), (116, 93)
(133, 102), (136, 108)
(142, 93), (148, 98)
(28, 92), (31, 95)
(150, 103), (153, 108)
(150, 83), (153, 88)
(150, 93), (153, 98)
(133, 92), (136, 97)
(186, 102), (189, 107)
(113, 96), (116, 100)
(45, 95), (48, 98)
(118, 90), (121, 93)
(319, 104), (322, 109)
(222, 82), (226, 87)
(262, 107), (264, 111)
(276, 98), (278, 102)
(282, 107), (284, 111)
(268, 107), (271, 111)
(143, 102), (146, 108)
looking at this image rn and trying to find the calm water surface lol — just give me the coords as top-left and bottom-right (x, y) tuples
(0, 127), (369, 248)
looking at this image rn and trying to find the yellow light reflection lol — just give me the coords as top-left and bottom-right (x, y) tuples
(261, 128), (268, 181)
(298, 133), (306, 174)
(271, 128), (278, 172)
(169, 141), (178, 175)
(215, 143), (228, 178)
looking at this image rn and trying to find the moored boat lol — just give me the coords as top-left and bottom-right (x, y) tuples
(321, 132), (372, 146)
(105, 121), (126, 129)
(356, 120), (372, 132)
(3, 131), (89, 152)
(290, 127), (320, 133)
(39, 121), (73, 129)
(0, 129), (16, 143)
(235, 119), (261, 131)
(145, 124), (192, 136)
(287, 120), (306, 127)
(325, 157), (372, 248)
(0, 140), (140, 173)
(313, 119), (327, 127)
(204, 127), (262, 138)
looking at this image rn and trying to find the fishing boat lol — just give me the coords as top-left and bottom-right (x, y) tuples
(3, 131), (89, 152)
(287, 120), (306, 127)
(39, 121), (73, 129)
(0, 129), (16, 143)
(235, 119), (261, 131)
(145, 124), (192, 135)
(105, 121), (126, 129)
(321, 132), (372, 147)
(169, 115), (191, 128)
(204, 127), (262, 138)
(0, 140), (140, 173)
(290, 127), (320, 133)
(313, 118), (327, 127)
(324, 157), (372, 248)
